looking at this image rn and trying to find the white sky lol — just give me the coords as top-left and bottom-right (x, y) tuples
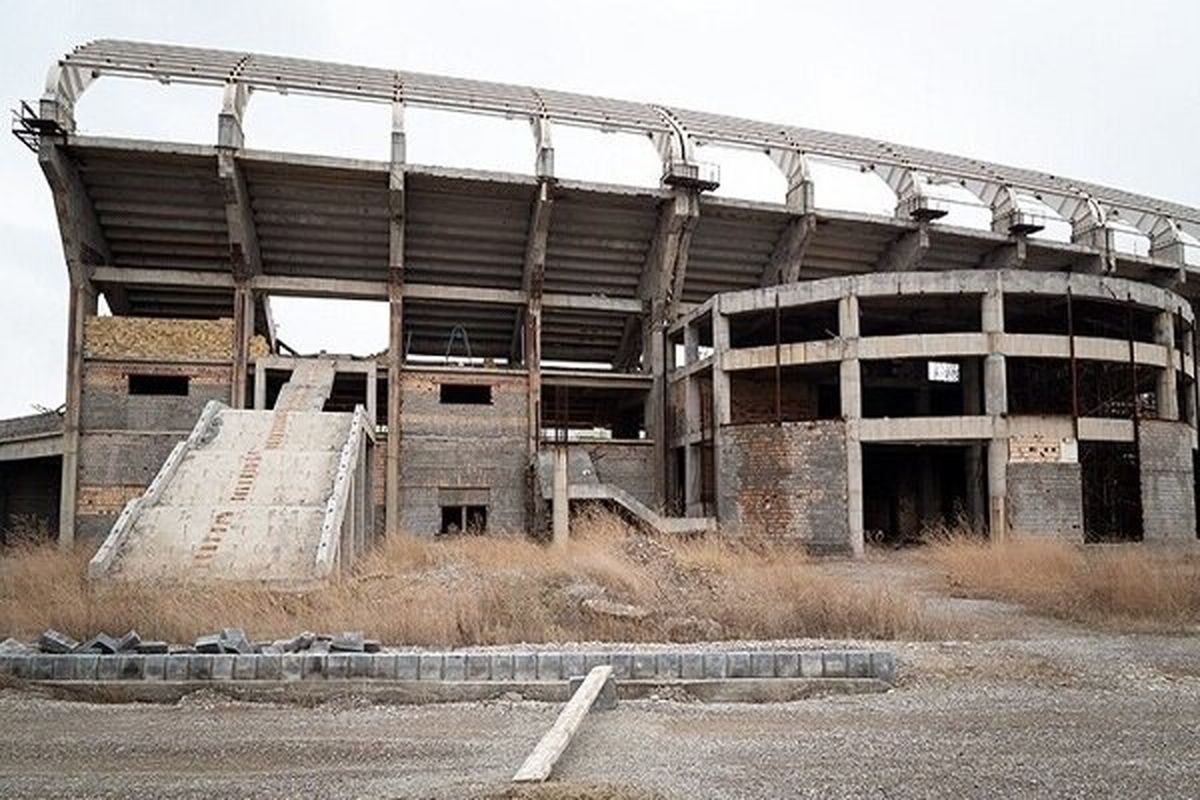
(1, 0), (1198, 416)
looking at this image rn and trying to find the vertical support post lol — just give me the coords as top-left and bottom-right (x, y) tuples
(683, 323), (701, 516)
(365, 361), (378, 430)
(58, 281), (96, 550)
(838, 293), (863, 556)
(552, 444), (569, 545)
(253, 360), (267, 410)
(711, 299), (731, 522)
(385, 101), (406, 538)
(774, 291), (782, 426)
(1067, 287), (1080, 440)
(521, 180), (552, 534)
(982, 282), (1008, 538)
(1154, 309), (1179, 421)
(231, 284), (253, 408)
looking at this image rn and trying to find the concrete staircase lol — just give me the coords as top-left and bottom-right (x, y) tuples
(89, 360), (375, 590)
(538, 449), (714, 536)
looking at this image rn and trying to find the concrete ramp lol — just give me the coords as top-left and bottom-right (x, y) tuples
(538, 449), (714, 536)
(89, 361), (375, 590)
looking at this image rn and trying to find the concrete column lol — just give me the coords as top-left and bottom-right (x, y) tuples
(365, 361), (378, 428)
(552, 444), (569, 545)
(385, 104), (405, 538)
(644, 317), (667, 509)
(58, 281), (97, 549)
(838, 293), (863, 556)
(711, 299), (731, 522)
(231, 285), (253, 409)
(982, 284), (1008, 537)
(1154, 311), (1179, 421)
(253, 361), (267, 410)
(683, 322), (700, 367)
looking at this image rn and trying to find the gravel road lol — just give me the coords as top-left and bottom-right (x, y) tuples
(2, 631), (1198, 799)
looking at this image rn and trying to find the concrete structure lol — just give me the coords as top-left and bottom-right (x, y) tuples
(5, 40), (1199, 558)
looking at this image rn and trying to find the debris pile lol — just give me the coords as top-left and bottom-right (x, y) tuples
(9, 628), (385, 656)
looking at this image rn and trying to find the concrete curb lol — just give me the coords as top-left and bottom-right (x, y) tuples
(0, 648), (895, 686)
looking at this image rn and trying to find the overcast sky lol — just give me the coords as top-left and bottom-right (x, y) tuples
(1, 0), (1197, 417)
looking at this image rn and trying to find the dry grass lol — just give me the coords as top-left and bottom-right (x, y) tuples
(926, 533), (1200, 631)
(0, 509), (934, 645)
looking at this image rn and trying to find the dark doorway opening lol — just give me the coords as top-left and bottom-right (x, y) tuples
(1080, 442), (1142, 542)
(863, 444), (983, 545)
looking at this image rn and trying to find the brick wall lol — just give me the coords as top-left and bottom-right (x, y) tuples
(1007, 462), (1083, 539)
(729, 370), (819, 424)
(717, 420), (850, 553)
(396, 370), (529, 535)
(1138, 420), (1196, 541)
(75, 352), (232, 541)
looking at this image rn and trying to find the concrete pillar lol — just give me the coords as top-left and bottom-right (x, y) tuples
(982, 284), (1008, 537)
(644, 317), (667, 509)
(365, 362), (378, 428)
(683, 323), (699, 367)
(552, 444), (569, 545)
(711, 300), (731, 522)
(839, 293), (864, 556)
(1155, 311), (1179, 421)
(253, 360), (267, 410)
(58, 281), (96, 550)
(231, 285), (253, 409)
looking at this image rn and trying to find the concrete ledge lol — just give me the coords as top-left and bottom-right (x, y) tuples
(0, 648), (895, 686)
(14, 677), (891, 706)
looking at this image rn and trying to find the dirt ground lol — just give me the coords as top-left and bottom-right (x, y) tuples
(2, 554), (1198, 799)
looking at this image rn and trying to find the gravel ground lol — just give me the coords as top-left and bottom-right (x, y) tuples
(1, 631), (1198, 799)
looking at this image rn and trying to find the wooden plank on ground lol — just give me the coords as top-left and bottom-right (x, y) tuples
(512, 665), (614, 784)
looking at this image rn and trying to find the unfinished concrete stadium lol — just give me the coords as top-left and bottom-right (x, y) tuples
(3, 40), (1199, 581)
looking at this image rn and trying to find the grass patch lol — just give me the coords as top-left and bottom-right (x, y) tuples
(926, 533), (1200, 631)
(0, 509), (936, 645)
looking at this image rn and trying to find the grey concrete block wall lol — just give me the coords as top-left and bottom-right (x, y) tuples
(1138, 421), (1197, 541)
(397, 371), (529, 534)
(1008, 462), (1084, 539)
(718, 420), (850, 552)
(583, 443), (656, 509)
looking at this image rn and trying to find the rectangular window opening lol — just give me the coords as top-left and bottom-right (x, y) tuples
(439, 383), (492, 405)
(439, 505), (488, 535)
(128, 374), (189, 396)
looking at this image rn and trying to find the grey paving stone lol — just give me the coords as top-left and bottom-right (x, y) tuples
(302, 654), (327, 680)
(443, 654), (466, 681)
(775, 652), (800, 678)
(326, 654), (350, 679)
(799, 651), (824, 677)
(51, 655), (74, 680)
(118, 655), (144, 680)
(396, 654), (419, 680)
(211, 655), (235, 680)
(823, 651), (847, 678)
(728, 652), (752, 678)
(536, 653), (562, 681)
(466, 654), (491, 681)
(79, 633), (120, 655)
(10, 656), (29, 679)
(30, 656), (53, 680)
(631, 653), (656, 679)
(490, 653), (513, 681)
(218, 628), (251, 655)
(165, 655), (189, 681)
(846, 651), (871, 678)
(583, 653), (611, 672)
(703, 653), (728, 679)
(418, 654), (443, 681)
(73, 654), (99, 680)
(680, 653), (704, 679)
(348, 653), (371, 679)
(513, 653), (537, 681)
(135, 641), (169, 654)
(562, 652), (586, 680)
(0, 656), (13, 676)
(750, 652), (775, 678)
(234, 654), (258, 680)
(144, 655), (166, 681)
(38, 629), (78, 654)
(194, 634), (222, 654)
(610, 654), (633, 680)
(871, 651), (897, 684)
(330, 631), (364, 652)
(117, 630), (142, 653)
(97, 656), (121, 682)
(371, 654), (398, 679)
(259, 654), (284, 681)
(656, 652), (681, 679)
(280, 655), (303, 681)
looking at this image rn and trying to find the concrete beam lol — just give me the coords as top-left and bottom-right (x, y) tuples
(217, 152), (262, 280)
(877, 225), (931, 272)
(512, 180), (554, 363)
(979, 238), (1026, 271)
(38, 141), (109, 290)
(760, 214), (817, 286)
